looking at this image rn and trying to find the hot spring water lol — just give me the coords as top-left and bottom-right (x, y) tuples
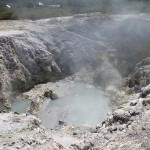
(11, 82), (111, 128)
(37, 83), (112, 128)
(11, 100), (31, 114)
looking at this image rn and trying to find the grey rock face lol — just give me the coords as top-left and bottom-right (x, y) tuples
(129, 57), (150, 91)
(0, 33), (61, 101)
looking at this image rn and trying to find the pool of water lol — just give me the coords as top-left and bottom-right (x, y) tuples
(37, 83), (112, 128)
(11, 100), (31, 113)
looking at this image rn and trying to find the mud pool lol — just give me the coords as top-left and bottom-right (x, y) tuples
(11, 82), (112, 128)
(11, 100), (31, 114)
(37, 83), (112, 128)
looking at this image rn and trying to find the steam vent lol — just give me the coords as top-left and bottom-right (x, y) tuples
(0, 0), (150, 149)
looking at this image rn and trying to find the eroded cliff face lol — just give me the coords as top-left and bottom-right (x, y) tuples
(0, 32), (61, 111)
(129, 57), (150, 91)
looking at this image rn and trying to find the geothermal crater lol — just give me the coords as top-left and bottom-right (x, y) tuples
(1, 14), (150, 137)
(0, 14), (150, 150)
(37, 82), (111, 128)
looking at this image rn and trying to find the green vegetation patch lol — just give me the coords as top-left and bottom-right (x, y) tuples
(0, 6), (18, 20)
(0, 0), (150, 20)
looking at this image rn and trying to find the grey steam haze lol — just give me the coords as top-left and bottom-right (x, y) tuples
(36, 14), (150, 127)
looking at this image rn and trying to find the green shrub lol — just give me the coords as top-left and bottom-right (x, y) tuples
(0, 7), (18, 20)
(1, 1), (150, 20)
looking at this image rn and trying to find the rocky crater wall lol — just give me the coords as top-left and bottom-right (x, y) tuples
(1, 14), (150, 112)
(0, 26), (107, 111)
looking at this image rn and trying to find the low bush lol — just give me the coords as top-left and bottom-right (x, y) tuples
(0, 7), (18, 20)
(0, 1), (150, 20)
